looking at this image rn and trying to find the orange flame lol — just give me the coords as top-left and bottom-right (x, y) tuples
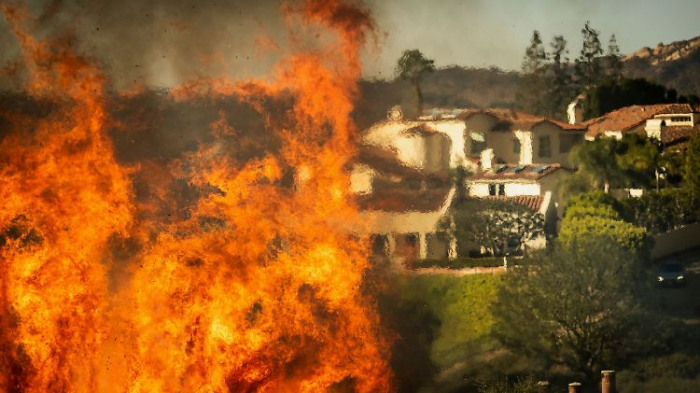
(1, 0), (392, 392)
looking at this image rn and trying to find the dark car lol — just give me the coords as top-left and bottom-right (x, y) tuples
(657, 262), (686, 287)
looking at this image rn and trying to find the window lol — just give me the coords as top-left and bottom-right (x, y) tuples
(370, 235), (388, 257)
(538, 135), (551, 158)
(469, 131), (487, 155)
(513, 138), (521, 155)
(671, 116), (691, 123)
(498, 184), (505, 196)
(488, 183), (496, 196)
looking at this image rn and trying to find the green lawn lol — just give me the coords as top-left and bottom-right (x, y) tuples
(392, 273), (502, 389)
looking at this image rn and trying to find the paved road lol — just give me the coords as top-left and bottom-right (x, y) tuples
(653, 247), (700, 322)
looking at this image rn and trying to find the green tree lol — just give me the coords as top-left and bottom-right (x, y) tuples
(395, 49), (435, 116)
(516, 31), (548, 115)
(583, 77), (671, 118)
(575, 21), (604, 89)
(544, 35), (574, 119)
(685, 131), (700, 197)
(559, 191), (651, 255)
(447, 199), (544, 257)
(615, 133), (661, 189)
(492, 238), (651, 380)
(605, 34), (623, 80)
(569, 136), (624, 193)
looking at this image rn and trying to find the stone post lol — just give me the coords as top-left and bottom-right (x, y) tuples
(568, 382), (581, 393)
(601, 370), (616, 393)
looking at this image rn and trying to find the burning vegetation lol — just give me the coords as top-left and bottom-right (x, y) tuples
(0, 1), (392, 391)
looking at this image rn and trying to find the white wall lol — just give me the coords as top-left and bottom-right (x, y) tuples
(504, 182), (541, 196)
(359, 187), (456, 235)
(652, 222), (700, 260)
(467, 181), (541, 197)
(428, 120), (469, 168)
(350, 164), (373, 194)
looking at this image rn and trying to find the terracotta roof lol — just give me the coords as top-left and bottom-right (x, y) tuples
(457, 108), (585, 132)
(467, 164), (563, 181)
(661, 124), (700, 146)
(357, 186), (453, 213)
(584, 104), (697, 139)
(470, 195), (545, 212)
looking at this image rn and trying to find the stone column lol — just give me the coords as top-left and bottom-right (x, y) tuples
(386, 233), (396, 256)
(418, 233), (427, 260)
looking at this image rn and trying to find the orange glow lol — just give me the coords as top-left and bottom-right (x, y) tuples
(0, 0), (391, 392)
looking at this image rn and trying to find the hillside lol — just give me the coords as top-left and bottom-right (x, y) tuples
(357, 35), (700, 127)
(355, 66), (520, 129)
(624, 36), (700, 97)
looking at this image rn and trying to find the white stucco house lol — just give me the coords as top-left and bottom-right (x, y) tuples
(583, 103), (700, 148)
(351, 106), (581, 262)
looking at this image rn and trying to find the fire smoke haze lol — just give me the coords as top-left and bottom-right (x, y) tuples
(0, 0), (393, 391)
(1, 0), (700, 91)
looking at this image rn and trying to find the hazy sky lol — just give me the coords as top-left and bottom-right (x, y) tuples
(364, 0), (700, 78)
(1, 0), (699, 88)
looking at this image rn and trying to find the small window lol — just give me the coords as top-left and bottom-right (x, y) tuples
(470, 131), (487, 155)
(513, 138), (521, 155)
(671, 116), (691, 123)
(488, 184), (497, 196)
(498, 184), (505, 196)
(538, 135), (551, 158)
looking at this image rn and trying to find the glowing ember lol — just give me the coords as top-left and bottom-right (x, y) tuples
(0, 0), (392, 391)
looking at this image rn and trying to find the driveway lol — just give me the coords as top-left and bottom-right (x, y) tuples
(652, 247), (700, 322)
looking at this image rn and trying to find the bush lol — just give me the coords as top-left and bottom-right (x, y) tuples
(560, 191), (652, 256)
(621, 188), (700, 234)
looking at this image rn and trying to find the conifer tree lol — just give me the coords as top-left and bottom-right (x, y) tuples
(544, 35), (574, 119)
(516, 31), (548, 114)
(606, 34), (623, 80)
(575, 21), (604, 89)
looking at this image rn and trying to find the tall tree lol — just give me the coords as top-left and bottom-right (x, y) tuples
(605, 34), (623, 80)
(544, 35), (574, 119)
(395, 49), (435, 116)
(575, 21), (604, 89)
(516, 31), (548, 114)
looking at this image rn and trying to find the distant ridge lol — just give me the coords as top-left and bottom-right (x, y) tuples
(624, 36), (700, 65)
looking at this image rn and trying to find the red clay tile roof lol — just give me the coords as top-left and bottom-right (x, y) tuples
(457, 108), (585, 132)
(584, 104), (697, 139)
(661, 124), (700, 146)
(357, 186), (453, 213)
(468, 164), (564, 181)
(472, 195), (545, 211)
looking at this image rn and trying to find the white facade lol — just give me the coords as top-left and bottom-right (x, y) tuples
(360, 187), (457, 261)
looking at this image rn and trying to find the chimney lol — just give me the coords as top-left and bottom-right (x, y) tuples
(480, 148), (494, 171)
(387, 105), (403, 121)
(567, 99), (583, 125)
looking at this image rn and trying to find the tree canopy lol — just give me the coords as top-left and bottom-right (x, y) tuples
(446, 199), (544, 257)
(395, 49), (435, 116)
(492, 238), (651, 380)
(559, 191), (651, 255)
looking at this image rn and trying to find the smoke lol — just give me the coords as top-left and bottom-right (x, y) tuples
(0, 0), (291, 90)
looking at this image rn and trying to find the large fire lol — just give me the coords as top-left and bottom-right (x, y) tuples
(0, 1), (392, 392)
